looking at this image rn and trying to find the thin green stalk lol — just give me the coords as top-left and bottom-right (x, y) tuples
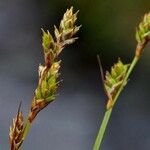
(113, 56), (139, 105)
(93, 56), (139, 150)
(93, 108), (112, 150)
(22, 120), (31, 140)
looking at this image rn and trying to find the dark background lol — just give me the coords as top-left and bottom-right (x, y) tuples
(0, 0), (150, 149)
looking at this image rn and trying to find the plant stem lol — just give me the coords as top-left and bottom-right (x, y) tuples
(113, 56), (139, 105)
(93, 108), (112, 150)
(93, 56), (139, 150)
(22, 120), (31, 140)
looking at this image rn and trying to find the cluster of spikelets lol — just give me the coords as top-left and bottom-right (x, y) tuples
(104, 60), (129, 109)
(136, 12), (150, 57)
(103, 12), (150, 110)
(136, 13), (150, 45)
(93, 12), (150, 150)
(28, 7), (81, 122)
(9, 7), (80, 150)
(9, 103), (24, 150)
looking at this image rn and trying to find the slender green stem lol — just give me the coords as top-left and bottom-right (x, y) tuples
(93, 108), (112, 150)
(22, 120), (31, 140)
(113, 56), (139, 105)
(93, 56), (139, 150)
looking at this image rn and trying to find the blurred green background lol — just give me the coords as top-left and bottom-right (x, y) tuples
(41, 0), (150, 60)
(0, 0), (150, 150)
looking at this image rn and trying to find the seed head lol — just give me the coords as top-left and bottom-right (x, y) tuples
(28, 7), (80, 123)
(136, 12), (150, 45)
(104, 59), (129, 109)
(9, 112), (24, 150)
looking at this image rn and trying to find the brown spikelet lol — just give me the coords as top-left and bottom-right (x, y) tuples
(28, 99), (49, 123)
(9, 103), (24, 150)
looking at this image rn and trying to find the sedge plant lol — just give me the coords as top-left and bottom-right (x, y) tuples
(9, 7), (81, 150)
(93, 12), (150, 150)
(7, 6), (150, 150)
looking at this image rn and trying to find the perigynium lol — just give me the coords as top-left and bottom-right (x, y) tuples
(9, 7), (81, 150)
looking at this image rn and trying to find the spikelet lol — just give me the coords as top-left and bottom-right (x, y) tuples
(104, 59), (129, 109)
(55, 6), (81, 48)
(28, 7), (80, 123)
(28, 62), (60, 122)
(135, 12), (150, 57)
(9, 111), (24, 150)
(136, 12), (150, 44)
